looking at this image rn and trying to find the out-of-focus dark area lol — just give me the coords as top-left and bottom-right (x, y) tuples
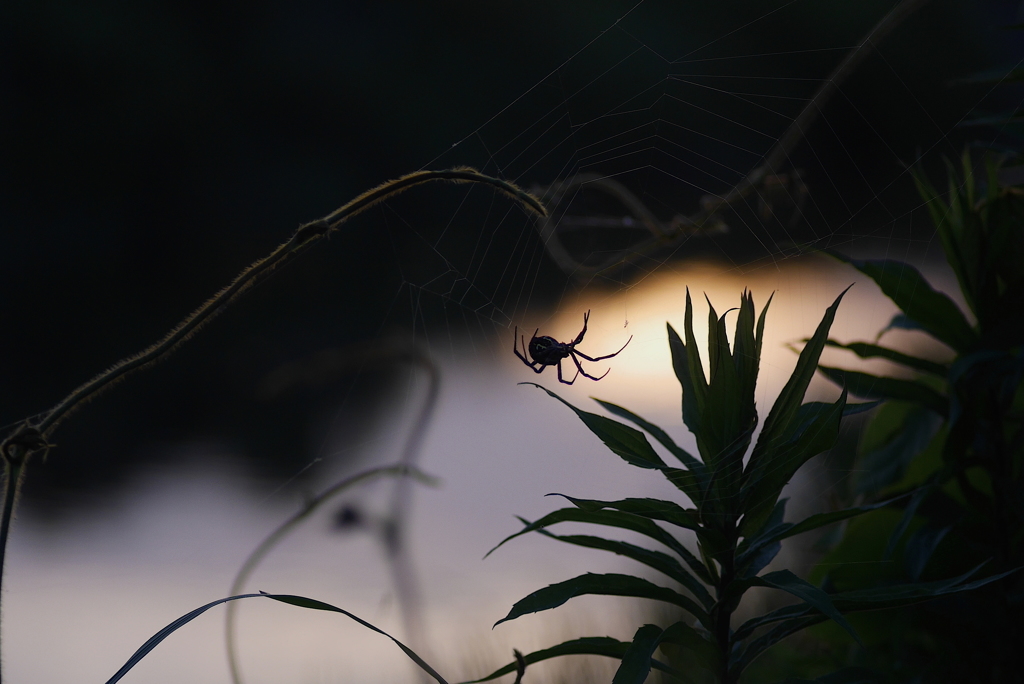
(2, 0), (1021, 509)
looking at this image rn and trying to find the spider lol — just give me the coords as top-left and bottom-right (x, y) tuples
(514, 310), (632, 385)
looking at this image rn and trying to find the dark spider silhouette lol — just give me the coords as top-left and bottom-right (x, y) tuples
(514, 310), (632, 385)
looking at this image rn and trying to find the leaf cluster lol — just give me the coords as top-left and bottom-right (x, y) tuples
(474, 288), (1010, 684)
(806, 152), (1024, 680)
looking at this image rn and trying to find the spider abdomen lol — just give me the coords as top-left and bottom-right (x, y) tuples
(529, 336), (569, 365)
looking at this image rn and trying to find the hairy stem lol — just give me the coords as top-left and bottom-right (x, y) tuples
(0, 457), (24, 684)
(35, 167), (543, 438)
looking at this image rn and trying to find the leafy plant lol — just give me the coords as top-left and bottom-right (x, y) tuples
(471, 288), (1013, 684)
(805, 152), (1024, 680)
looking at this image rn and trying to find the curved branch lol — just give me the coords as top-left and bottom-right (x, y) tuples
(30, 168), (543, 438)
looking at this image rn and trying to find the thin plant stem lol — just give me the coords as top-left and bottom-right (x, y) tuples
(224, 463), (438, 684)
(537, 0), (932, 277)
(35, 167), (544, 438)
(251, 338), (442, 672)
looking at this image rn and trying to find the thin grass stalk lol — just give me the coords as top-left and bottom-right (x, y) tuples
(224, 464), (438, 684)
(539, 0), (932, 278)
(250, 339), (442, 675)
(384, 351), (441, 667)
(35, 168), (544, 438)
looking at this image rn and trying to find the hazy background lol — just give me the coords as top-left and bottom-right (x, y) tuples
(1, 1), (1020, 682)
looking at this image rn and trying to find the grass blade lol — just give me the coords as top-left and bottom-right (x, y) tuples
(106, 592), (450, 684)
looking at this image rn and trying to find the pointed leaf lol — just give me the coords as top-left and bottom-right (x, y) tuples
(816, 366), (947, 417)
(830, 564), (1021, 611)
(533, 529), (714, 609)
(659, 620), (720, 672)
(732, 615), (826, 675)
(614, 624), (667, 684)
(739, 495), (910, 571)
(732, 563), (1021, 642)
(611, 620), (718, 683)
(741, 392), (848, 538)
(594, 399), (705, 475)
(822, 339), (948, 377)
(555, 494), (700, 530)
(458, 637), (686, 684)
(829, 254), (977, 352)
(494, 573), (710, 628)
(752, 570), (860, 644)
(745, 287), (850, 504)
(661, 466), (704, 506)
(485, 508), (710, 584)
(521, 383), (666, 469)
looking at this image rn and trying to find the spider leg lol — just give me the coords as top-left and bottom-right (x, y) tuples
(573, 335), (633, 363)
(570, 351), (610, 381)
(557, 359), (580, 385)
(571, 309), (591, 346)
(513, 326), (543, 371)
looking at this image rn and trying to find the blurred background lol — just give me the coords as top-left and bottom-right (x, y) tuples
(2, 0), (1022, 682)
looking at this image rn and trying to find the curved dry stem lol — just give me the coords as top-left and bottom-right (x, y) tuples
(33, 167), (543, 438)
(537, 0), (930, 278)
(224, 463), (439, 684)
(253, 337), (441, 664)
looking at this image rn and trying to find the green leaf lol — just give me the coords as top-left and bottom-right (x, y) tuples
(752, 570), (860, 644)
(494, 573), (711, 628)
(521, 383), (666, 469)
(533, 529), (714, 609)
(733, 563), (1021, 642)
(738, 496), (910, 572)
(736, 498), (788, 575)
(745, 287), (850, 514)
(105, 593), (449, 684)
(594, 399), (706, 475)
(659, 620), (720, 672)
(829, 254), (977, 353)
(740, 391), (848, 538)
(614, 624), (668, 684)
(661, 466), (704, 507)
(485, 508), (711, 584)
(822, 339), (949, 377)
(610, 620), (719, 684)
(816, 366), (948, 417)
(732, 615), (828, 675)
(857, 403), (942, 494)
(555, 494), (700, 530)
(830, 564), (1021, 611)
(458, 637), (687, 684)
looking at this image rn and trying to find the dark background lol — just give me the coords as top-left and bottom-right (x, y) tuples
(2, 0), (1019, 511)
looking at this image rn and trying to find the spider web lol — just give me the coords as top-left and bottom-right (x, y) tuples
(8, 2), (1023, 683)
(295, 6), (1021, 677)
(360, 0), (1011, 355)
